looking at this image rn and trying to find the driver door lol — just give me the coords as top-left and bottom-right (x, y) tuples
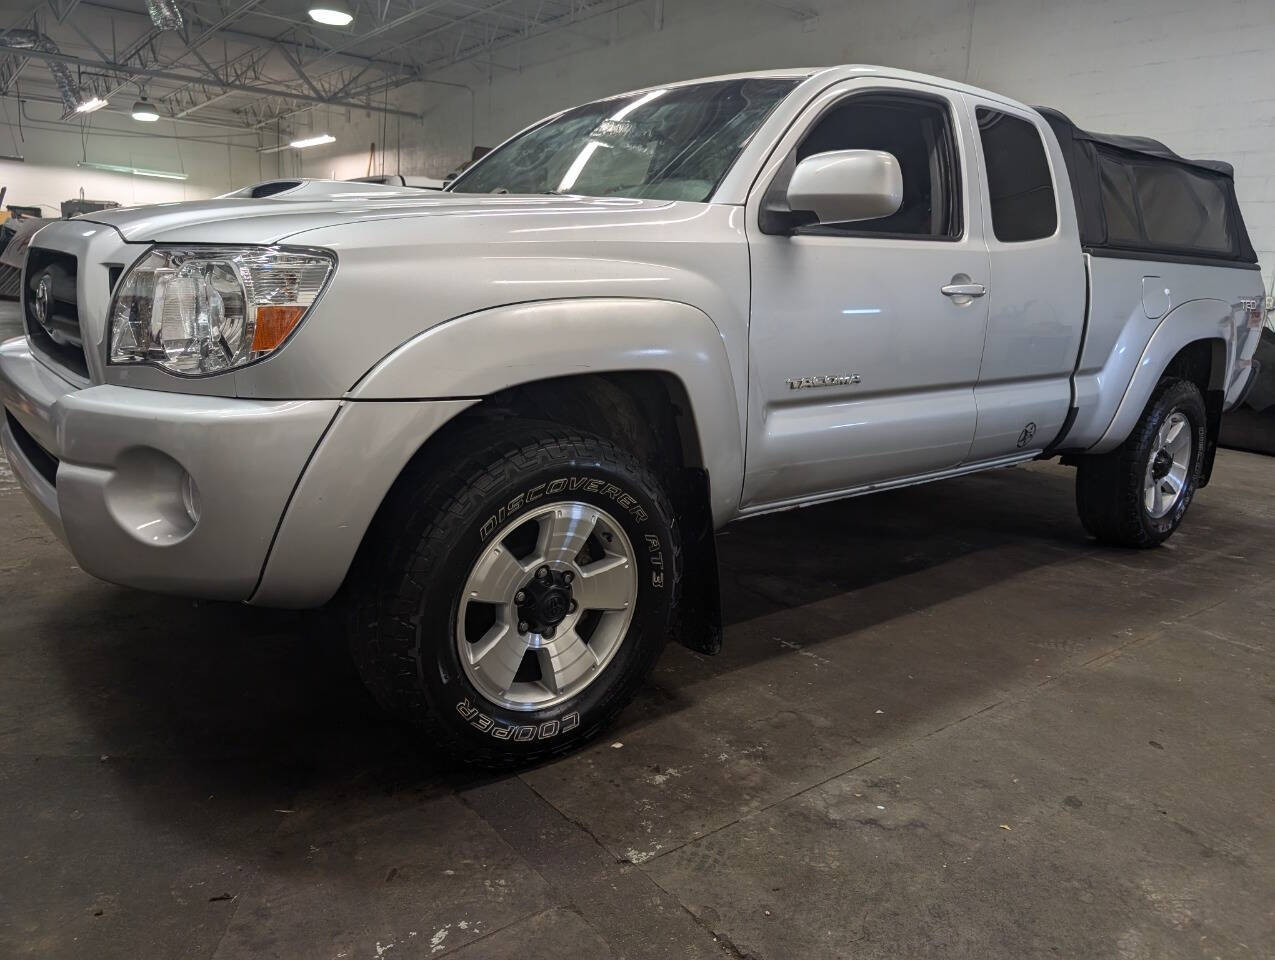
(742, 78), (992, 510)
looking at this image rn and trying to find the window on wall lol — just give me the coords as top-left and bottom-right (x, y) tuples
(791, 93), (961, 238)
(976, 108), (1058, 242)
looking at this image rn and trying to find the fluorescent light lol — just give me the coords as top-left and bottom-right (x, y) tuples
(289, 133), (336, 149)
(132, 99), (160, 122)
(308, 1), (353, 25)
(77, 160), (189, 181)
(75, 97), (108, 114)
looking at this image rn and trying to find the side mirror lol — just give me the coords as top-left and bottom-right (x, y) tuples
(786, 149), (903, 225)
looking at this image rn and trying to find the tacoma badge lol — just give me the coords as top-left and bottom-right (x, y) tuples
(786, 374), (861, 390)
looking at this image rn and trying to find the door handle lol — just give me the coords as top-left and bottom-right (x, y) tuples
(941, 282), (986, 298)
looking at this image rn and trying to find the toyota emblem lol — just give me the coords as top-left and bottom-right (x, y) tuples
(33, 274), (54, 336)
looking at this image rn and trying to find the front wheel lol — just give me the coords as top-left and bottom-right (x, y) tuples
(347, 420), (680, 766)
(1075, 378), (1207, 548)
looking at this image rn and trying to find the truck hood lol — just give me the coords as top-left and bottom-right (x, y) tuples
(79, 181), (677, 245)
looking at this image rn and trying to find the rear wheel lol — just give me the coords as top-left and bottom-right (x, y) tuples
(347, 420), (680, 766)
(1075, 378), (1207, 548)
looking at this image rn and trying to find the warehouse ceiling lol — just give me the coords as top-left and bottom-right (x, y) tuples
(0, 0), (649, 135)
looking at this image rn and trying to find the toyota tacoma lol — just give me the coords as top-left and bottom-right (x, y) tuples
(1, 66), (1264, 764)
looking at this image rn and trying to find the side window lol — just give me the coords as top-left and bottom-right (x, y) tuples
(976, 108), (1058, 242)
(1094, 150), (1240, 257)
(1098, 158), (1142, 245)
(792, 94), (961, 238)
(1132, 161), (1233, 255)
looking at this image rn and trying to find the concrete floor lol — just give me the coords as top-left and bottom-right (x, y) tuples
(2, 304), (1274, 958)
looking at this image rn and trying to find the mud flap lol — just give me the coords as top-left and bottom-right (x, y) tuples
(1199, 389), (1224, 487)
(671, 468), (722, 655)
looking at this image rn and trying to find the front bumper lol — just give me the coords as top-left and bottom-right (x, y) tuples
(1, 336), (338, 601)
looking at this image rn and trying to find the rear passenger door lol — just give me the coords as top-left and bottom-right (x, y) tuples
(965, 99), (1086, 460)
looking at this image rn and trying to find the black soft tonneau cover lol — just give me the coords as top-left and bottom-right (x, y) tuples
(1037, 107), (1257, 267)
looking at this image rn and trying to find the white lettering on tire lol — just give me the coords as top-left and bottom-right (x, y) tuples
(456, 698), (580, 741)
(480, 476), (649, 541)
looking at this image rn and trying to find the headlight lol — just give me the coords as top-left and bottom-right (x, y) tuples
(108, 245), (335, 375)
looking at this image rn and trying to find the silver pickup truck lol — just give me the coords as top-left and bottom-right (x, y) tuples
(1, 66), (1265, 764)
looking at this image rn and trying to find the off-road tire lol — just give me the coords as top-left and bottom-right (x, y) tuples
(1075, 378), (1207, 548)
(347, 419), (681, 766)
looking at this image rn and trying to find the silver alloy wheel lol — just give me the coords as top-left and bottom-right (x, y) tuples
(1144, 410), (1193, 519)
(456, 501), (638, 711)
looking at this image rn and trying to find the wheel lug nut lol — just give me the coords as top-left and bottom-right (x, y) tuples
(536, 566), (549, 580)
(515, 590), (526, 604)
(543, 626), (555, 639)
(517, 620), (529, 634)
(569, 600), (578, 613)
(563, 570), (574, 584)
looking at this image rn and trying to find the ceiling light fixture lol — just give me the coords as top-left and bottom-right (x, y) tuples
(74, 96), (108, 114)
(77, 160), (189, 180)
(289, 133), (336, 149)
(308, 0), (353, 26)
(132, 98), (160, 122)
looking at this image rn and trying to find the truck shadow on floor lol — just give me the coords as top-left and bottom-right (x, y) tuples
(714, 462), (1088, 627)
(35, 462), (1252, 859)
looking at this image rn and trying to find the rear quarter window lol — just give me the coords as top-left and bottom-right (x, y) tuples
(976, 108), (1058, 242)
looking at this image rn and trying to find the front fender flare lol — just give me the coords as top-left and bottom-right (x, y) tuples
(349, 297), (745, 527)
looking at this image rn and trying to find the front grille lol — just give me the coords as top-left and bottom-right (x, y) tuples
(24, 248), (88, 378)
(4, 411), (59, 486)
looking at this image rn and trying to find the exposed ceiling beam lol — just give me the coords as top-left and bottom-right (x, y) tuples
(0, 9), (41, 95)
(4, 88), (261, 134)
(356, 0), (523, 67)
(13, 44), (423, 117)
(276, 41), (324, 100)
(418, 0), (645, 77)
(165, 0), (269, 74)
(5, 0), (654, 133)
(79, 1), (422, 77)
(299, 0), (463, 75)
(53, 0), (84, 21)
(102, 0), (272, 110)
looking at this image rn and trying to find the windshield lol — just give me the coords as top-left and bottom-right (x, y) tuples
(449, 77), (799, 202)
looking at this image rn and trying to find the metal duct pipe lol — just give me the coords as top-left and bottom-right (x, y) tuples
(145, 0), (184, 31)
(0, 29), (82, 115)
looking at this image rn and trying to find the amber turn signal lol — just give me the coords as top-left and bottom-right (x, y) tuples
(252, 305), (307, 352)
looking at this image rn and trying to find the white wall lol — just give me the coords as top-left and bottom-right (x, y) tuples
(293, 0), (1275, 288)
(0, 99), (271, 216)
(5, 0), (1266, 284)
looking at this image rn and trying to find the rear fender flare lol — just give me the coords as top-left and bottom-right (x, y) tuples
(1091, 298), (1233, 455)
